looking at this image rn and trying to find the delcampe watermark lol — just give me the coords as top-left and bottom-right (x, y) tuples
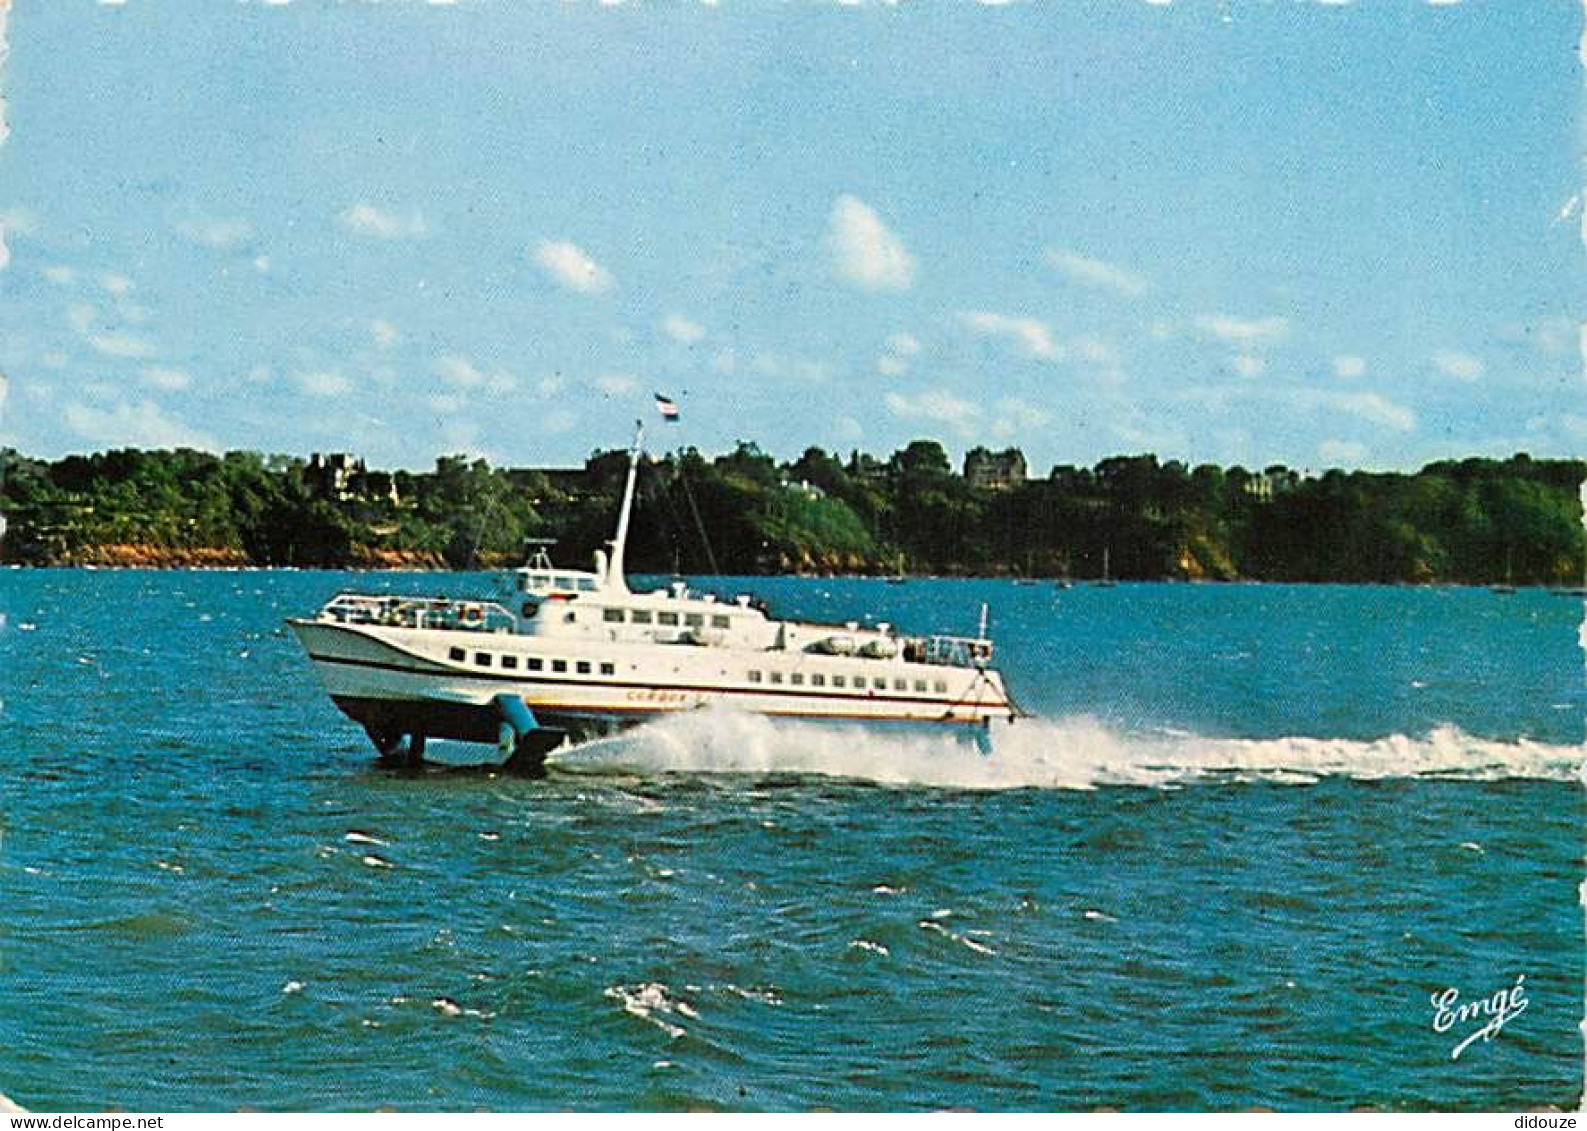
(1429, 973), (1528, 1060)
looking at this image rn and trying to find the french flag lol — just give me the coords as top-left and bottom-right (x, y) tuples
(654, 392), (680, 422)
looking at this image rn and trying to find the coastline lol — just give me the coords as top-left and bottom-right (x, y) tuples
(1, 557), (1578, 591)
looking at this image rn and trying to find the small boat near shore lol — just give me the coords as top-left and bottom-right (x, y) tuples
(289, 425), (1018, 773)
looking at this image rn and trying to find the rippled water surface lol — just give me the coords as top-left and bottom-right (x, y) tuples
(0, 571), (1581, 1110)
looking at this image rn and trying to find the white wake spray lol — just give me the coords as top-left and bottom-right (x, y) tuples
(547, 705), (1582, 790)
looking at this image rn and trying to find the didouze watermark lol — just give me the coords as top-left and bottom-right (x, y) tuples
(1429, 973), (1528, 1059)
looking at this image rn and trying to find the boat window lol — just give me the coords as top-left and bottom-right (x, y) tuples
(685, 613), (704, 628)
(790, 673), (804, 685)
(914, 680), (927, 693)
(449, 647), (466, 661)
(874, 678), (887, 690)
(502, 655), (519, 670)
(811, 673), (825, 687)
(894, 679), (907, 691)
(475, 652), (492, 667)
(832, 675), (846, 688)
(748, 670), (762, 683)
(578, 578), (597, 592)
(631, 609), (653, 624)
(528, 657), (543, 672)
(658, 612), (679, 626)
(554, 575), (576, 590)
(603, 608), (625, 623)
(769, 671), (784, 684)
(552, 659), (567, 674)
(576, 661), (591, 675)
(711, 614), (730, 629)
(600, 662), (615, 676)
(564, 611), (577, 623)
(934, 680), (947, 694)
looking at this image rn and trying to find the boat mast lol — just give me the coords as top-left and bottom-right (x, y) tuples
(604, 420), (644, 593)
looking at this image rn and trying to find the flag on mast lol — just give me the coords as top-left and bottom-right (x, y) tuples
(654, 392), (680, 422)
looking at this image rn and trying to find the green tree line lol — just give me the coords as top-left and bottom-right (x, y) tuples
(0, 442), (1581, 584)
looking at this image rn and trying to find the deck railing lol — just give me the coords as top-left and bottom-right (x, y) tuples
(904, 634), (995, 669)
(318, 592), (516, 633)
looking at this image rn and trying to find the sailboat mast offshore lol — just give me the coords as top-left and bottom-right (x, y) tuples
(288, 421), (1018, 773)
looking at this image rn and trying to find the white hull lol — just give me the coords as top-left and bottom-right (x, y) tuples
(291, 618), (1013, 742)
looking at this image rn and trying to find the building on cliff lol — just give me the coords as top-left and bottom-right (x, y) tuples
(964, 447), (1028, 491)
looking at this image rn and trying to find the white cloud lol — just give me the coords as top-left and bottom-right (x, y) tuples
(1231, 354), (1265, 378)
(877, 331), (921, 376)
(1045, 249), (1147, 298)
(533, 240), (614, 294)
(1332, 354), (1366, 379)
(340, 203), (426, 239)
(435, 354), (487, 390)
(42, 265), (76, 286)
(827, 194), (915, 291)
(175, 218), (255, 250)
(1072, 335), (1120, 367)
(662, 315), (706, 345)
(1194, 314), (1291, 345)
(887, 332), (921, 356)
(884, 388), (981, 437)
(1316, 390), (1416, 432)
(1318, 438), (1366, 464)
(292, 370), (353, 398)
(990, 397), (1050, 440)
(69, 303), (97, 335)
(1502, 316), (1573, 357)
(99, 273), (133, 296)
(835, 414), (864, 442)
(537, 375), (567, 398)
(751, 352), (830, 383)
(594, 373), (639, 397)
(439, 418), (484, 455)
(710, 349), (738, 375)
(0, 233), (9, 271)
(0, 207), (37, 237)
(435, 354), (515, 394)
(63, 398), (216, 450)
(89, 333), (156, 360)
(371, 319), (399, 348)
(141, 366), (192, 392)
(1431, 349), (1484, 382)
(427, 393), (463, 415)
(543, 408), (578, 434)
(960, 311), (1063, 361)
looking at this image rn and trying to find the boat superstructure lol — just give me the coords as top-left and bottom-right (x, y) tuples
(289, 426), (1017, 772)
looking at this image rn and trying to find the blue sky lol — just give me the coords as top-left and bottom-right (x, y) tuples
(0, 0), (1580, 474)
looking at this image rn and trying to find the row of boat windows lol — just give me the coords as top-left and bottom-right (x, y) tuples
(520, 574), (599, 593)
(749, 669), (949, 695)
(449, 646), (615, 677)
(445, 645), (949, 695)
(602, 607), (732, 629)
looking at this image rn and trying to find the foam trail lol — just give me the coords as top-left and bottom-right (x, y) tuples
(547, 705), (1582, 790)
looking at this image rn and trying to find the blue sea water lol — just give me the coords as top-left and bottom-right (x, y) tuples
(0, 570), (1581, 1111)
